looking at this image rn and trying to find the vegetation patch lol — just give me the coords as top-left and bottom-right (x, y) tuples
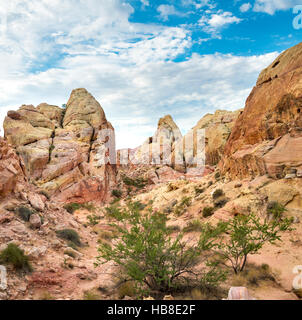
(56, 229), (81, 247)
(183, 219), (203, 233)
(112, 189), (122, 198)
(0, 243), (32, 272)
(202, 206), (215, 218)
(16, 206), (35, 222)
(267, 201), (286, 220)
(212, 189), (224, 199)
(122, 175), (147, 189)
(97, 201), (226, 297)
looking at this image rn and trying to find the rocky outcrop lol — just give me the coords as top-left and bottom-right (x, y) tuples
(129, 115), (182, 166)
(0, 138), (26, 198)
(4, 88), (116, 203)
(220, 42), (302, 179)
(172, 109), (241, 173)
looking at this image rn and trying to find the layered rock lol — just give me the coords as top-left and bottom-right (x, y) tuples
(129, 115), (182, 166)
(4, 88), (116, 203)
(220, 42), (302, 179)
(172, 109), (241, 173)
(0, 137), (26, 198)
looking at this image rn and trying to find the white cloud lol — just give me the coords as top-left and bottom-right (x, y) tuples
(198, 10), (242, 36)
(0, 0), (279, 149)
(140, 0), (149, 6)
(253, 0), (301, 15)
(240, 3), (252, 12)
(157, 4), (185, 21)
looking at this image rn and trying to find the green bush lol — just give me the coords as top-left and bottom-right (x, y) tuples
(112, 189), (122, 198)
(202, 213), (292, 274)
(267, 201), (286, 220)
(64, 202), (95, 214)
(16, 206), (35, 222)
(122, 175), (147, 189)
(97, 201), (225, 296)
(0, 243), (32, 272)
(214, 198), (228, 209)
(64, 203), (81, 214)
(56, 229), (81, 247)
(194, 186), (204, 196)
(212, 189), (224, 199)
(87, 214), (100, 226)
(183, 219), (203, 233)
(202, 207), (214, 218)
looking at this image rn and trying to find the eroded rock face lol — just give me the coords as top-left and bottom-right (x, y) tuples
(0, 137), (26, 198)
(129, 115), (182, 166)
(172, 109), (241, 173)
(4, 88), (116, 203)
(221, 42), (302, 179)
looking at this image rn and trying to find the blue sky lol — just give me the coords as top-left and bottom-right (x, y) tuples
(0, 0), (301, 148)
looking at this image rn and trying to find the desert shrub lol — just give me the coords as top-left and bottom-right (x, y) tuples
(167, 183), (179, 192)
(16, 206), (34, 222)
(39, 291), (56, 300)
(214, 172), (220, 180)
(87, 214), (100, 226)
(64, 202), (95, 214)
(83, 289), (102, 300)
(118, 281), (136, 299)
(183, 219), (203, 233)
(214, 198), (228, 209)
(267, 201), (286, 220)
(112, 189), (122, 198)
(0, 243), (32, 272)
(202, 213), (292, 274)
(122, 175), (147, 189)
(97, 201), (226, 296)
(105, 204), (124, 220)
(202, 207), (214, 218)
(194, 186), (204, 196)
(67, 242), (78, 250)
(56, 229), (81, 247)
(64, 203), (81, 214)
(166, 225), (181, 234)
(208, 181), (213, 187)
(212, 189), (224, 199)
(174, 197), (192, 217)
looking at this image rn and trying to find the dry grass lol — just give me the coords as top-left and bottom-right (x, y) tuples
(118, 281), (136, 299)
(83, 289), (102, 300)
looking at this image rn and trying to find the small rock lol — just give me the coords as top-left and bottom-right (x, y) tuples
(163, 295), (174, 300)
(234, 183), (242, 188)
(28, 193), (45, 211)
(29, 214), (42, 229)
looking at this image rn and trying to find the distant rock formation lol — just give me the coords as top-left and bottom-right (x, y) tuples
(172, 109), (241, 173)
(220, 42), (302, 180)
(4, 88), (116, 203)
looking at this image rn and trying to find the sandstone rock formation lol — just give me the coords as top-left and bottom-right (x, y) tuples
(4, 88), (116, 203)
(172, 109), (241, 173)
(221, 42), (302, 179)
(130, 114), (182, 166)
(0, 137), (26, 198)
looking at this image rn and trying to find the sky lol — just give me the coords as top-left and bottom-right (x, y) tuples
(0, 0), (301, 149)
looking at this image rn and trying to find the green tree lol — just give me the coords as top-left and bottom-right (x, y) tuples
(96, 201), (225, 296)
(201, 213), (292, 274)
